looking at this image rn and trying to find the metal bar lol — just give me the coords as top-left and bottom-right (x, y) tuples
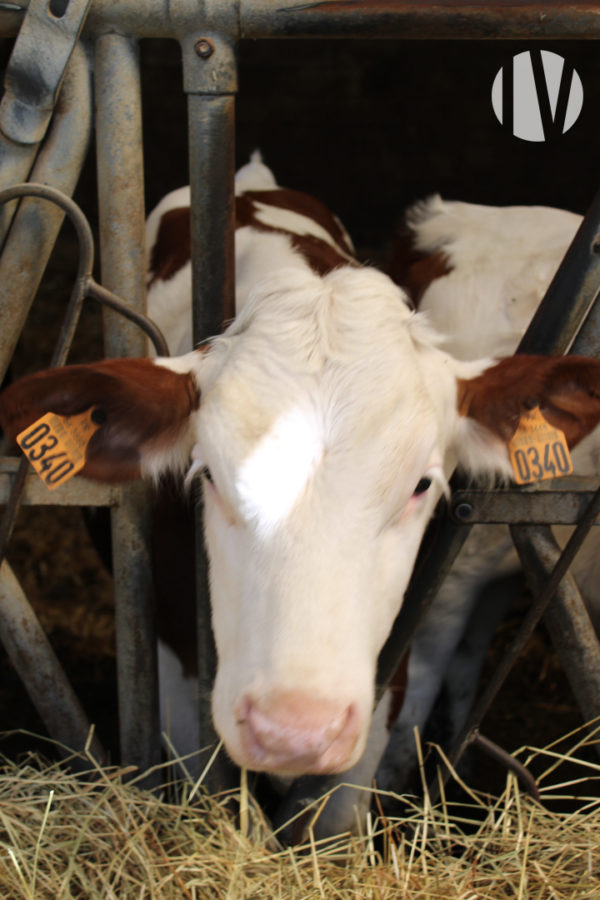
(512, 525), (600, 747)
(109, 481), (158, 776)
(86, 281), (169, 357)
(472, 733), (540, 800)
(182, 18), (238, 793)
(188, 95), (237, 788)
(571, 297), (600, 359)
(4, 1), (600, 41)
(95, 32), (147, 359)
(450, 481), (600, 526)
(0, 463), (120, 506)
(240, 1), (600, 41)
(94, 33), (161, 777)
(0, 558), (106, 762)
(0, 42), (92, 383)
(188, 92), (237, 337)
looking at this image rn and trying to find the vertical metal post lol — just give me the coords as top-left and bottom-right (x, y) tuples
(180, 21), (238, 792)
(95, 32), (148, 358)
(188, 90), (236, 336)
(95, 33), (160, 776)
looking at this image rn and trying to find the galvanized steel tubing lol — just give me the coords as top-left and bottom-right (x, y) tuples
(183, 25), (238, 793)
(2, 2), (600, 41)
(94, 32), (161, 777)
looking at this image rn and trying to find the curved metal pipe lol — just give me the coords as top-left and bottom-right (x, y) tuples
(0, 182), (169, 359)
(0, 182), (168, 565)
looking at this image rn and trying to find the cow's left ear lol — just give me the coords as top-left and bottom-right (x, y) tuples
(0, 357), (201, 482)
(456, 355), (600, 475)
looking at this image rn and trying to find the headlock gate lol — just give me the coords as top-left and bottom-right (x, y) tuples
(1, 0), (600, 808)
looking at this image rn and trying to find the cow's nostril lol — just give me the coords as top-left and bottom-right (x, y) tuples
(236, 691), (360, 775)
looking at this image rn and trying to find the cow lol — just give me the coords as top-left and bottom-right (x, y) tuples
(2, 160), (600, 837)
(390, 194), (581, 361)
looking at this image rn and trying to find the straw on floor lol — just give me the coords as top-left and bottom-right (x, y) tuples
(0, 721), (598, 899)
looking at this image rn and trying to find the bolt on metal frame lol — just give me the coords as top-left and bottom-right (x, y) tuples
(1, 0), (600, 801)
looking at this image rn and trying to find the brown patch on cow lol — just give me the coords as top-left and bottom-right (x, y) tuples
(0, 358), (200, 482)
(457, 355), (600, 449)
(389, 229), (452, 307)
(148, 189), (358, 294)
(290, 234), (356, 276)
(236, 191), (357, 276)
(148, 206), (191, 288)
(242, 188), (355, 256)
(386, 651), (410, 731)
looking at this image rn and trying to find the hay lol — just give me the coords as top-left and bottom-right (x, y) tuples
(0, 724), (599, 899)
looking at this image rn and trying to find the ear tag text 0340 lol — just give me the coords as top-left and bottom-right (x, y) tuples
(508, 405), (573, 485)
(16, 408), (101, 491)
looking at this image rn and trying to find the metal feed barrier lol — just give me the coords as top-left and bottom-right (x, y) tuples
(1, 0), (600, 809)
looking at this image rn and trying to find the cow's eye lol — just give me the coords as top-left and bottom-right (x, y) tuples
(201, 466), (214, 484)
(413, 476), (432, 496)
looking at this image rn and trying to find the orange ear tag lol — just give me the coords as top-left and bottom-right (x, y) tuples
(16, 408), (101, 491)
(508, 406), (573, 485)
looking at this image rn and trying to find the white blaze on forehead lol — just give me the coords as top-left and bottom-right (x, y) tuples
(236, 405), (323, 534)
(252, 201), (355, 261)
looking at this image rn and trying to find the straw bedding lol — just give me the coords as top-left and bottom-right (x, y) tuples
(0, 723), (598, 899)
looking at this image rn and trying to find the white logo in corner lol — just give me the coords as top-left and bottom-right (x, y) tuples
(492, 50), (583, 142)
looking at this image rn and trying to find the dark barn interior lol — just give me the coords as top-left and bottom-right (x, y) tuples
(1, 34), (600, 801)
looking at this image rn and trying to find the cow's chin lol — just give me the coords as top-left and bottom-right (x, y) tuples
(225, 724), (367, 778)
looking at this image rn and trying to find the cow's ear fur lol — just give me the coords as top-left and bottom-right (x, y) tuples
(0, 358), (200, 482)
(456, 355), (600, 478)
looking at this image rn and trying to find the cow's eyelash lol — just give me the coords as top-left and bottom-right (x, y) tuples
(413, 476), (432, 496)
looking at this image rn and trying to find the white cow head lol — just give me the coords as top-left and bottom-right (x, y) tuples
(2, 263), (600, 776)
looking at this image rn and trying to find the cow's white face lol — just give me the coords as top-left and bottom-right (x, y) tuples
(2, 264), (599, 780)
(186, 267), (467, 775)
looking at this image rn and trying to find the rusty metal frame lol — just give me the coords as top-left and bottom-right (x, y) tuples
(1, 0), (600, 802)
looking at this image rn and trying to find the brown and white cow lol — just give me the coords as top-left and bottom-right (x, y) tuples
(2, 160), (600, 827)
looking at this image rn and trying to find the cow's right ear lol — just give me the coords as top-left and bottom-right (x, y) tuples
(0, 357), (200, 482)
(455, 354), (600, 480)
